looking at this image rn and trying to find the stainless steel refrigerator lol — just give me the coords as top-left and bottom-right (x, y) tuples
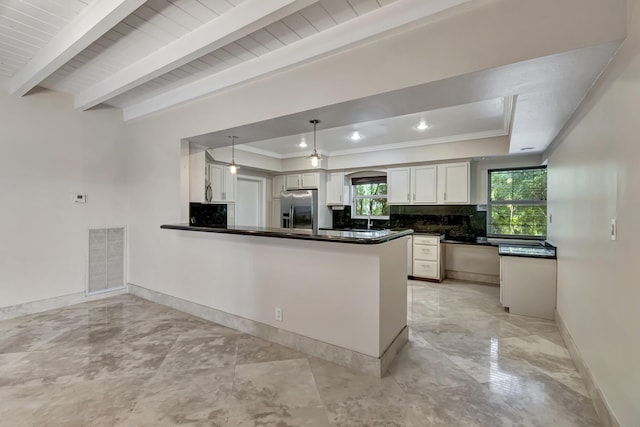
(280, 189), (318, 234)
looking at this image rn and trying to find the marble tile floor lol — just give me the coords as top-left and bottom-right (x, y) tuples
(0, 280), (601, 427)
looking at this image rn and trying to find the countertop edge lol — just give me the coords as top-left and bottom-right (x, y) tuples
(441, 239), (498, 247)
(161, 224), (414, 244)
(498, 251), (557, 260)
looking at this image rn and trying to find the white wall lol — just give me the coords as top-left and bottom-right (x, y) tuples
(0, 82), (129, 308)
(545, 1), (640, 425)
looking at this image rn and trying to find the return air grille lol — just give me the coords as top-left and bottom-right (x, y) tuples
(87, 227), (126, 295)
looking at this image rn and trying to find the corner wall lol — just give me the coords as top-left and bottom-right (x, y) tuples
(0, 82), (129, 308)
(545, 1), (640, 425)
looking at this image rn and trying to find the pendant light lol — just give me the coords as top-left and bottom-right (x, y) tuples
(228, 135), (239, 174)
(307, 119), (322, 168)
(307, 119), (322, 167)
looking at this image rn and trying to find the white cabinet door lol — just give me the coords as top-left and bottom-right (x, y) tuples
(326, 172), (346, 205)
(208, 164), (236, 202)
(286, 174), (301, 189)
(189, 149), (207, 203)
(412, 166), (437, 204)
(439, 162), (469, 203)
(301, 172), (318, 189)
(209, 164), (224, 202)
(223, 167), (236, 202)
(272, 175), (285, 198)
(387, 168), (411, 204)
(500, 256), (557, 320)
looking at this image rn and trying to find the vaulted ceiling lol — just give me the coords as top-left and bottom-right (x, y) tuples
(1, 0), (473, 121)
(0, 0), (629, 157)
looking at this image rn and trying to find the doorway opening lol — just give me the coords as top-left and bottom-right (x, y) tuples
(236, 175), (266, 227)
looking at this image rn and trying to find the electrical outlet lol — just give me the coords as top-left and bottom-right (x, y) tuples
(275, 307), (283, 322)
(74, 194), (87, 204)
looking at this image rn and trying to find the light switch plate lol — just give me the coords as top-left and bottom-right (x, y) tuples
(610, 218), (616, 241)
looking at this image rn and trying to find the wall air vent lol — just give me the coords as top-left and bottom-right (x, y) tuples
(87, 227), (126, 295)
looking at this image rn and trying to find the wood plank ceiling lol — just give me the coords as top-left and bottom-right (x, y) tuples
(0, 0), (471, 120)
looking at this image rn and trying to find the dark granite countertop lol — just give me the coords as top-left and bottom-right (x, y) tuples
(498, 244), (557, 259)
(441, 238), (498, 246)
(440, 238), (557, 258)
(161, 224), (414, 244)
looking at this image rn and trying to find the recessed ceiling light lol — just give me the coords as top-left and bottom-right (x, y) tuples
(350, 131), (362, 141)
(416, 120), (430, 130)
(520, 147), (535, 151)
(299, 137), (307, 148)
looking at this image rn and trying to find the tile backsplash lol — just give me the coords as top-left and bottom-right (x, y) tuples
(331, 206), (390, 230)
(389, 205), (486, 241)
(189, 203), (227, 227)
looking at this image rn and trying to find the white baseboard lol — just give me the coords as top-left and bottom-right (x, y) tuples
(0, 283), (408, 377)
(128, 283), (407, 377)
(555, 309), (620, 427)
(0, 287), (128, 321)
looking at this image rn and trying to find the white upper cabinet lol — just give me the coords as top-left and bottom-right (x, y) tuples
(189, 146), (208, 203)
(438, 162), (470, 204)
(208, 164), (237, 203)
(326, 172), (349, 205)
(301, 173), (318, 189)
(272, 175), (286, 198)
(387, 168), (411, 204)
(285, 174), (301, 189)
(285, 172), (320, 190)
(388, 162), (469, 205)
(412, 165), (437, 204)
(224, 167), (237, 203)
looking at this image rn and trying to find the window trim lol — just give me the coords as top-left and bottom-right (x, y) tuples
(487, 165), (547, 240)
(351, 179), (389, 220)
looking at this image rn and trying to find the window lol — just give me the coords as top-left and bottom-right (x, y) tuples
(352, 176), (389, 219)
(487, 166), (547, 238)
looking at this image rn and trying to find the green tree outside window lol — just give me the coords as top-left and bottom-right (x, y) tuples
(488, 167), (547, 237)
(353, 181), (389, 218)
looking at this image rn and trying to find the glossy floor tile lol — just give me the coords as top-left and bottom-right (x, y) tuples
(0, 281), (601, 426)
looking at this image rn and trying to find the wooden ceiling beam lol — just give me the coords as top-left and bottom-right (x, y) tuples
(10, 0), (146, 96)
(122, 0), (472, 121)
(74, 0), (318, 111)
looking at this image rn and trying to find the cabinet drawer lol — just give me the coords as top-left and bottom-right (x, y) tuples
(413, 244), (438, 261)
(413, 260), (439, 278)
(413, 235), (439, 246)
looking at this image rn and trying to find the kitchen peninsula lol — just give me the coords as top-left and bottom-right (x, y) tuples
(157, 224), (413, 376)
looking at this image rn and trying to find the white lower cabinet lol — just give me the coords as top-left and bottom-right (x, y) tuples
(500, 255), (557, 320)
(412, 234), (443, 281)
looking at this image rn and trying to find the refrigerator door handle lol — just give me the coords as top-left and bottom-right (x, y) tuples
(290, 205), (295, 229)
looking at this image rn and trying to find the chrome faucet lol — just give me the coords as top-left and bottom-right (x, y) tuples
(367, 216), (373, 230)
